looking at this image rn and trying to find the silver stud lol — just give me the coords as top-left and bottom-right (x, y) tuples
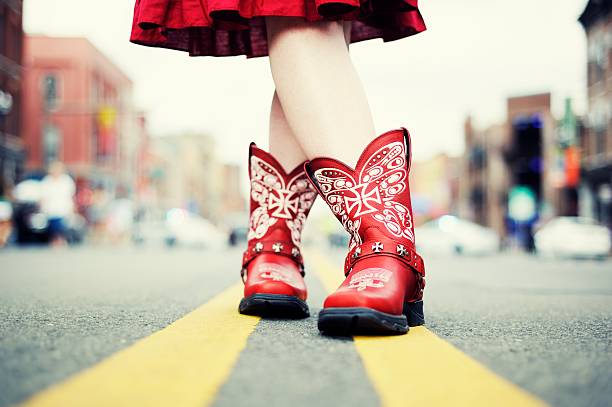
(272, 242), (283, 253)
(396, 244), (407, 256)
(254, 242), (263, 253)
(291, 247), (300, 258)
(352, 247), (362, 259)
(372, 242), (384, 253)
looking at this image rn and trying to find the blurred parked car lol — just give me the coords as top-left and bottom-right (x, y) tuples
(11, 179), (86, 246)
(133, 219), (175, 247)
(228, 226), (248, 246)
(328, 231), (350, 248)
(534, 217), (610, 260)
(63, 213), (87, 245)
(12, 179), (49, 245)
(415, 215), (500, 256)
(134, 208), (226, 249)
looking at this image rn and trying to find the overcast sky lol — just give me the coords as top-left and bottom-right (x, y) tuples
(24, 0), (589, 165)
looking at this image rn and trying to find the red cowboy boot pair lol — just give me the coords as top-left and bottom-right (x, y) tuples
(240, 129), (425, 335)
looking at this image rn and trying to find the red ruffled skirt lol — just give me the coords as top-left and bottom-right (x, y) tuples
(130, 0), (426, 58)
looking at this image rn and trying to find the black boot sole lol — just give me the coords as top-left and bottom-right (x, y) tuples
(318, 308), (408, 335)
(318, 301), (425, 336)
(239, 294), (310, 319)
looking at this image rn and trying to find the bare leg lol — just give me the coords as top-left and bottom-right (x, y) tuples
(268, 21), (352, 169)
(268, 91), (308, 171)
(266, 17), (376, 165)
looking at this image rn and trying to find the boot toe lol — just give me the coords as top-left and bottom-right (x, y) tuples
(323, 289), (401, 315)
(245, 279), (306, 300)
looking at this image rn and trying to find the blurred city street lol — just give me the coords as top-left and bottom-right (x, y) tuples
(0, 1), (611, 406)
(0, 247), (610, 407)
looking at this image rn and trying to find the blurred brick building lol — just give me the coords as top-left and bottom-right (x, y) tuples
(0, 0), (23, 198)
(410, 154), (460, 225)
(579, 0), (612, 229)
(460, 93), (559, 243)
(147, 133), (245, 225)
(22, 35), (144, 203)
(459, 119), (508, 237)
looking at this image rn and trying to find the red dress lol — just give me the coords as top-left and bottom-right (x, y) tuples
(130, 0), (426, 58)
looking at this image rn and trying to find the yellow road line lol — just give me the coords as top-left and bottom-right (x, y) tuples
(20, 283), (259, 407)
(310, 252), (547, 407)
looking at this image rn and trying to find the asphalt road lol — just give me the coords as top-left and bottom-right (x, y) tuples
(0, 246), (611, 407)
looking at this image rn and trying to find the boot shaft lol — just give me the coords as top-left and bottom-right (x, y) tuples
(305, 128), (416, 251)
(247, 143), (317, 246)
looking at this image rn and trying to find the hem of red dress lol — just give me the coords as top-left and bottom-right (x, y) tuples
(130, 0), (426, 58)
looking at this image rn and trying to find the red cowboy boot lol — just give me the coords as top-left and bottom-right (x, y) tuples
(239, 143), (317, 318)
(305, 128), (425, 334)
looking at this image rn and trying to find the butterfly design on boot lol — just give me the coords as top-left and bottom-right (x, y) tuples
(249, 156), (316, 246)
(312, 141), (414, 249)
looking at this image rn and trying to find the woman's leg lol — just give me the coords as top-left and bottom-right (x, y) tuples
(268, 21), (351, 169)
(266, 17), (375, 165)
(268, 91), (308, 171)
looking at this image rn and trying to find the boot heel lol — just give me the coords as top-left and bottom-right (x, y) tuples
(403, 300), (425, 327)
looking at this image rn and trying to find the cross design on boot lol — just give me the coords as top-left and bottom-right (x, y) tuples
(396, 244), (408, 256)
(344, 183), (382, 218)
(268, 190), (299, 219)
(372, 242), (384, 253)
(272, 242), (283, 253)
(254, 242), (263, 253)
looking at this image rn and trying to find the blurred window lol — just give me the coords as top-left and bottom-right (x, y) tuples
(595, 128), (606, 155)
(42, 73), (60, 111)
(0, 8), (5, 56)
(43, 124), (61, 165)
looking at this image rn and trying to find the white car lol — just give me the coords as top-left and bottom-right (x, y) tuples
(416, 215), (500, 256)
(534, 217), (611, 260)
(166, 208), (226, 249)
(134, 208), (226, 249)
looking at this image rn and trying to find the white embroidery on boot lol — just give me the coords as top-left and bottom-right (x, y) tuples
(257, 263), (290, 282)
(313, 141), (414, 247)
(249, 156), (316, 246)
(348, 268), (392, 291)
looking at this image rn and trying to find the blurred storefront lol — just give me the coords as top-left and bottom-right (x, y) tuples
(460, 93), (564, 249)
(0, 0), (23, 199)
(21, 35), (143, 210)
(459, 118), (508, 238)
(146, 133), (245, 225)
(579, 0), (612, 230)
(410, 153), (460, 225)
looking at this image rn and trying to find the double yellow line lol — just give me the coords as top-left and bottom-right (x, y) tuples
(310, 253), (546, 407)
(19, 254), (546, 407)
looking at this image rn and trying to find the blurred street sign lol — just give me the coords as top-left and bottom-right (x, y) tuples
(558, 98), (577, 148)
(98, 106), (117, 129)
(508, 186), (537, 222)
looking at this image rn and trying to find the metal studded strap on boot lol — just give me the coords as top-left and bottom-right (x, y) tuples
(241, 240), (305, 283)
(343, 239), (425, 277)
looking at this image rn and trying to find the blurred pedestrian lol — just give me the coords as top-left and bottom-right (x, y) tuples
(105, 191), (134, 245)
(86, 185), (110, 244)
(40, 161), (75, 246)
(131, 0), (427, 335)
